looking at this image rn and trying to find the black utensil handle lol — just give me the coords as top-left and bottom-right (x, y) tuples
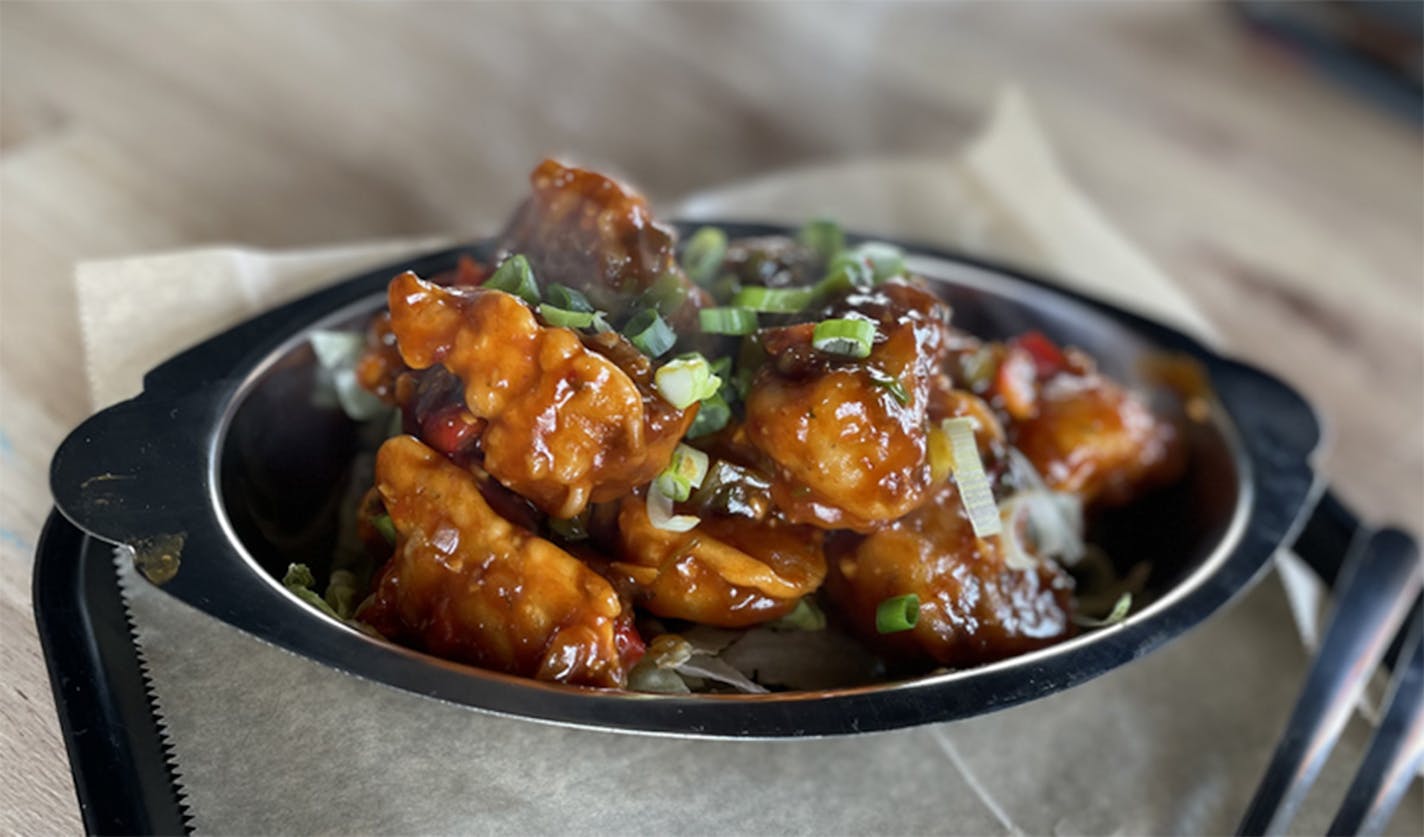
(1327, 599), (1424, 836)
(1291, 489), (1366, 587)
(1291, 490), (1416, 671)
(1237, 528), (1423, 836)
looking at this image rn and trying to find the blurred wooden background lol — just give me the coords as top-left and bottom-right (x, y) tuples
(2, 2), (1420, 830)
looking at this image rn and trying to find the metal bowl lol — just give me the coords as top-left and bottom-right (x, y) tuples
(49, 223), (1322, 738)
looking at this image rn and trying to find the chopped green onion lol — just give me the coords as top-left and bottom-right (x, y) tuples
(681, 226), (728, 285)
(815, 252), (874, 299)
(484, 254), (540, 305)
(770, 598), (827, 632)
(537, 304), (599, 330)
(549, 513), (589, 542)
(732, 285), (815, 314)
(642, 273), (690, 317)
(687, 391), (731, 438)
(943, 417), (1003, 538)
(869, 369), (910, 405)
(699, 306), (759, 336)
(371, 514), (397, 545)
(875, 594), (920, 634)
(669, 444), (709, 483)
(812, 318), (877, 359)
(797, 218), (844, 262)
(654, 443), (711, 502)
(855, 242), (907, 283)
(647, 484), (700, 532)
(545, 284), (594, 312)
(653, 475), (690, 503)
(624, 309), (677, 358)
(1073, 592), (1133, 628)
(710, 275), (741, 305)
(655, 353), (722, 409)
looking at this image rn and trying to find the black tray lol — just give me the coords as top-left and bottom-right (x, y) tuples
(34, 512), (191, 834)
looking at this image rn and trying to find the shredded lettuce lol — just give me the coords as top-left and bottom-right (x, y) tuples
(1072, 592), (1133, 628)
(282, 563), (340, 619)
(323, 568), (360, 620)
(308, 330), (390, 422)
(768, 598), (827, 632)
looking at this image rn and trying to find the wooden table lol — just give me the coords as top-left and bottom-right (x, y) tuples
(2, 3), (1419, 831)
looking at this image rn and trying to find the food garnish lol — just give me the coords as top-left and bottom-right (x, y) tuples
(875, 594), (921, 634)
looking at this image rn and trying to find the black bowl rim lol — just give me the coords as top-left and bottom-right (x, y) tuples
(49, 222), (1324, 738)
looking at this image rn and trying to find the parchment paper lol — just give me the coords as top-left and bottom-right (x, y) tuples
(81, 90), (1419, 834)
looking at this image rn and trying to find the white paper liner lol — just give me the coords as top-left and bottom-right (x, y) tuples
(79, 89), (1418, 834)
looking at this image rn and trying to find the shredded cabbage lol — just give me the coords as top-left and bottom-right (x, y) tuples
(1005, 449), (1086, 566)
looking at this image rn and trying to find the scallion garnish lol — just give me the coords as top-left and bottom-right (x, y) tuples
(710, 355), (734, 382)
(483, 254), (540, 305)
(869, 369), (910, 405)
(371, 514), (397, 545)
(797, 218), (844, 262)
(687, 391), (731, 438)
(875, 594), (920, 634)
(682, 226), (728, 285)
(812, 318), (876, 359)
(855, 242), (907, 283)
(545, 283), (594, 313)
(710, 275), (741, 305)
(537, 304), (599, 330)
(732, 285), (815, 314)
(815, 252), (873, 299)
(646, 484), (700, 532)
(654, 473), (690, 503)
(699, 306), (759, 336)
(624, 309), (677, 357)
(942, 417), (1003, 538)
(642, 273), (690, 317)
(654, 352), (722, 409)
(654, 443), (710, 502)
